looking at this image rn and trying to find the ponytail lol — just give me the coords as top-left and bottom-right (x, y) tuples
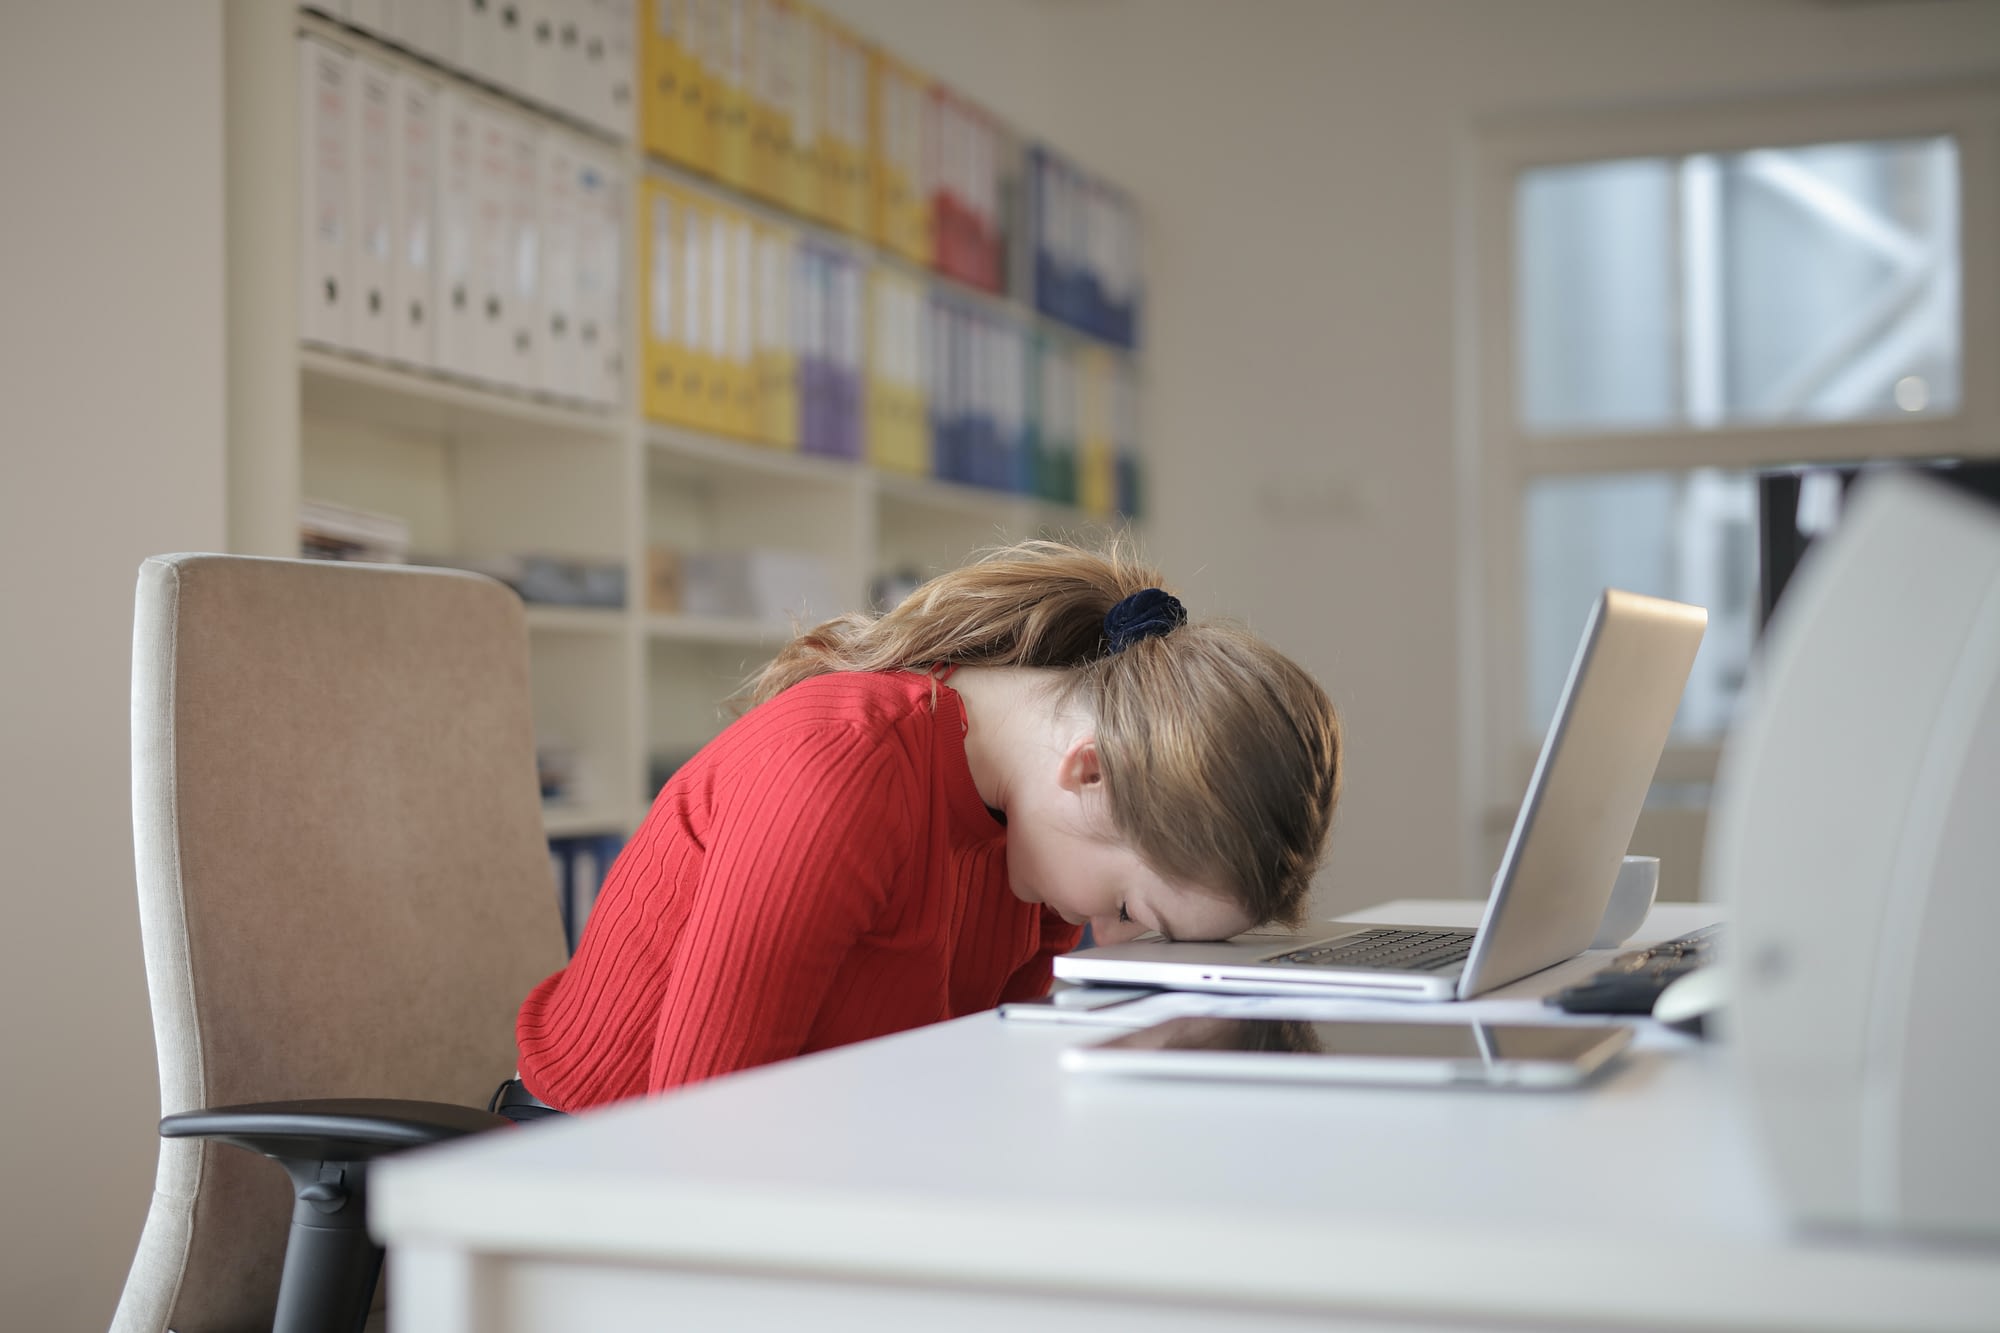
(740, 539), (1166, 703)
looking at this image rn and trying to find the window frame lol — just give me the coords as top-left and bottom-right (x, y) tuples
(1457, 80), (2000, 887)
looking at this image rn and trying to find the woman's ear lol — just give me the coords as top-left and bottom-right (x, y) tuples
(1056, 735), (1104, 795)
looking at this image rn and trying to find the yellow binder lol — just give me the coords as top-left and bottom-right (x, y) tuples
(754, 220), (799, 449)
(841, 31), (873, 238)
(870, 50), (924, 263)
(788, 1), (823, 221)
(744, 0), (782, 205)
(816, 14), (864, 235)
(865, 267), (928, 476)
(867, 48), (889, 253)
(679, 0), (719, 176)
(713, 0), (753, 190)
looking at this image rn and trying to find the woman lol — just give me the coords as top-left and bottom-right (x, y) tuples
(510, 539), (1342, 1109)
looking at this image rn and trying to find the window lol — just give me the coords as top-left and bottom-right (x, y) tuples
(1465, 84), (1999, 896)
(1519, 138), (1959, 435)
(1524, 469), (1756, 743)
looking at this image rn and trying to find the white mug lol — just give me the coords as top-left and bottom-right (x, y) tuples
(1592, 855), (1661, 951)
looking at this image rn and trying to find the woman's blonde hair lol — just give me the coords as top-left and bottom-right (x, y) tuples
(741, 539), (1342, 928)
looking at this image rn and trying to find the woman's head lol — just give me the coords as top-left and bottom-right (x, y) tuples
(744, 539), (1343, 931)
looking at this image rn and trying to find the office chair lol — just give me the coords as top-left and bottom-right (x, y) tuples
(112, 555), (571, 1333)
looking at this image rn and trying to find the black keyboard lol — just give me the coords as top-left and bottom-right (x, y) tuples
(1266, 928), (1477, 974)
(1547, 924), (1724, 1015)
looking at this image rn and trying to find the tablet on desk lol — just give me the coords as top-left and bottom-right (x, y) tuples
(1060, 1017), (1633, 1089)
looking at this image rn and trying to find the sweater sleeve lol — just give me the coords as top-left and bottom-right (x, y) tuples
(646, 719), (916, 1091)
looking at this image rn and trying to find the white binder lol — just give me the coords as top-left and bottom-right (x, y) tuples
(574, 145), (626, 407)
(537, 131), (581, 399)
(502, 115), (544, 389)
(433, 87), (483, 380)
(595, 150), (629, 406)
(389, 70), (439, 370)
(348, 54), (398, 359)
(833, 254), (862, 456)
(299, 34), (352, 350)
(592, 0), (636, 140)
(470, 101), (515, 384)
(1000, 318), (1026, 489)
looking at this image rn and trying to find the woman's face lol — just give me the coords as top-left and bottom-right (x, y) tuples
(1005, 810), (1254, 946)
(998, 732), (1257, 945)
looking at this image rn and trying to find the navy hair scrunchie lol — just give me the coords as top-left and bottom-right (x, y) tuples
(1104, 588), (1187, 654)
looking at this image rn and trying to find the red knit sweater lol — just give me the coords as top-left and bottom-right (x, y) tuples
(516, 670), (1080, 1108)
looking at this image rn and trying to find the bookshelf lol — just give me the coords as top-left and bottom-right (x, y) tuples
(300, 346), (622, 440)
(226, 1), (1137, 849)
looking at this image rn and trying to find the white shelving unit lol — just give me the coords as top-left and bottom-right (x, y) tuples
(300, 347), (624, 441)
(227, 3), (1125, 844)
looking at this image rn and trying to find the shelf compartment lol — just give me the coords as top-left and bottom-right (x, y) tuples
(645, 433), (871, 622)
(301, 347), (622, 444)
(645, 423), (862, 488)
(303, 400), (629, 570)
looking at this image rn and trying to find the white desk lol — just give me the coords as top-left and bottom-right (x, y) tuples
(371, 901), (2000, 1331)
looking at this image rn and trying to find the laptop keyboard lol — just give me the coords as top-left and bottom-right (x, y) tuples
(1265, 928), (1477, 973)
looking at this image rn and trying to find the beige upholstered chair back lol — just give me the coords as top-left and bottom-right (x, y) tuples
(114, 555), (569, 1333)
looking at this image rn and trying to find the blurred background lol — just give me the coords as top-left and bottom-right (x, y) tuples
(4, 0), (1997, 1322)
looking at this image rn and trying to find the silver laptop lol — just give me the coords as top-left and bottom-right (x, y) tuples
(1054, 588), (1707, 1001)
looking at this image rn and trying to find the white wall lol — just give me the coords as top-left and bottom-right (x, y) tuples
(823, 0), (2000, 913)
(4, 0), (1998, 1322)
(0, 2), (227, 1325)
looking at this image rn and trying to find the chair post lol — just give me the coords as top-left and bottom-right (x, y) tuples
(271, 1156), (384, 1333)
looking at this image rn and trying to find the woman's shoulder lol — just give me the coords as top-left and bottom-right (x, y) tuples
(732, 670), (955, 745)
(715, 670), (955, 783)
(766, 668), (946, 719)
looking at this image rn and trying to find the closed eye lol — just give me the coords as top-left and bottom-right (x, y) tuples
(1118, 901), (1174, 942)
